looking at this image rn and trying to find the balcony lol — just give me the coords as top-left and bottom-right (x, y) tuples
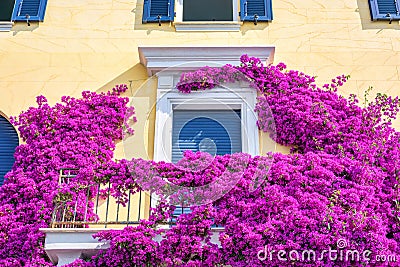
(40, 169), (224, 266)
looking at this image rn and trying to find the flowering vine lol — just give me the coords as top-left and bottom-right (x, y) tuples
(0, 55), (399, 267)
(0, 85), (135, 266)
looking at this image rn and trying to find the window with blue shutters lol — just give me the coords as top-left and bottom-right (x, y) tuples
(0, 115), (19, 186)
(11, 0), (48, 22)
(143, 0), (273, 27)
(240, 0), (273, 22)
(142, 0), (175, 23)
(369, 0), (400, 21)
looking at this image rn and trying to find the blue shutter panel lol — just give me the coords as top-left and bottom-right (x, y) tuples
(169, 206), (190, 226)
(12, 0), (48, 21)
(170, 206), (219, 227)
(369, 0), (400, 21)
(0, 116), (19, 185)
(172, 110), (242, 163)
(171, 206), (191, 221)
(142, 0), (175, 23)
(240, 0), (273, 22)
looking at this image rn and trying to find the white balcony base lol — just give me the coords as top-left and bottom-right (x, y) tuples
(40, 227), (224, 266)
(40, 228), (111, 266)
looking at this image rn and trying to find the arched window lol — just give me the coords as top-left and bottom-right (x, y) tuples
(0, 115), (19, 185)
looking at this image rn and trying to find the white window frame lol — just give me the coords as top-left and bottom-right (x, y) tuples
(153, 72), (258, 163)
(173, 0), (241, 32)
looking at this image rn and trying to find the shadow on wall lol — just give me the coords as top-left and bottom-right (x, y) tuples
(12, 21), (39, 35)
(95, 63), (149, 95)
(95, 63), (157, 159)
(356, 0), (400, 30)
(240, 22), (269, 35)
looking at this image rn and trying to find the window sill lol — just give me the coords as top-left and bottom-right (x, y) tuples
(0, 21), (13, 32)
(373, 18), (400, 22)
(174, 21), (242, 32)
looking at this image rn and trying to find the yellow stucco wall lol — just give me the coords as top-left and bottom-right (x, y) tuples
(1, 0), (399, 120)
(1, 0), (399, 222)
(0, 0), (399, 120)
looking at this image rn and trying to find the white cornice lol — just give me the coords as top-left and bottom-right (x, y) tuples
(138, 45), (275, 76)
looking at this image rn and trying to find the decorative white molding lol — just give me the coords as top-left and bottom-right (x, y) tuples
(138, 45), (275, 76)
(0, 22), (13, 32)
(174, 22), (241, 32)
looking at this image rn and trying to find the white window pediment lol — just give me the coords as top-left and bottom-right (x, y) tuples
(138, 45), (275, 163)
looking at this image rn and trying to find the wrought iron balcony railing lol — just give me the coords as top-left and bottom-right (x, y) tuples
(51, 169), (222, 229)
(51, 169), (149, 228)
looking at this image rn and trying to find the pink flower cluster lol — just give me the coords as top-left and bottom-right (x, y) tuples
(0, 85), (135, 266)
(176, 65), (247, 93)
(0, 56), (399, 267)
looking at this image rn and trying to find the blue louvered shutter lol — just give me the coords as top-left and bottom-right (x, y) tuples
(170, 206), (191, 225)
(240, 0), (273, 22)
(171, 206), (220, 227)
(142, 0), (174, 23)
(12, 0), (48, 21)
(0, 116), (18, 185)
(369, 0), (400, 20)
(172, 110), (242, 163)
